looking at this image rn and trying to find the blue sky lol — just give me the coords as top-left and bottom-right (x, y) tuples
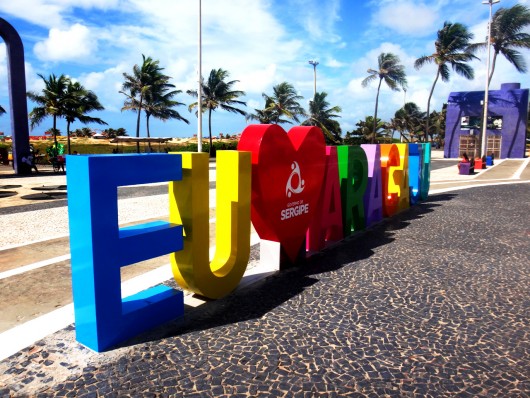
(1, 0), (529, 138)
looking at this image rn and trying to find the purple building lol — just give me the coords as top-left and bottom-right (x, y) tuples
(444, 83), (528, 159)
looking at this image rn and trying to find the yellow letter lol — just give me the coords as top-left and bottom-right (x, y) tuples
(395, 144), (410, 212)
(169, 151), (251, 299)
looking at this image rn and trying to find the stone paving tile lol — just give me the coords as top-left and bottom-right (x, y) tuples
(1, 184), (529, 397)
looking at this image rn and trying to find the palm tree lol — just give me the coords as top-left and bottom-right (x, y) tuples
(391, 102), (426, 142)
(188, 68), (246, 157)
(144, 87), (189, 144)
(262, 82), (306, 124)
(362, 53), (407, 144)
(121, 55), (167, 153)
(27, 74), (70, 148)
(415, 22), (477, 138)
(468, 4), (530, 84)
(302, 92), (342, 144)
(354, 116), (389, 144)
(0, 104), (5, 115)
(428, 108), (446, 145)
(245, 106), (275, 124)
(63, 81), (107, 154)
(72, 127), (94, 138)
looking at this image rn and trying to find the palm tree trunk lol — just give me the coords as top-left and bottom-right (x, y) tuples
(135, 92), (143, 153)
(488, 50), (498, 85)
(67, 121), (71, 155)
(425, 69), (440, 143)
(208, 108), (213, 157)
(53, 115), (58, 149)
(372, 78), (383, 144)
(146, 114), (152, 152)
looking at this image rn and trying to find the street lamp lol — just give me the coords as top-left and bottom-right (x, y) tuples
(308, 60), (319, 97)
(197, 0), (203, 153)
(480, 0), (500, 158)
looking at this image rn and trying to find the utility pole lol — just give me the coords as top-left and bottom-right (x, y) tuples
(308, 60), (319, 98)
(197, 0), (203, 152)
(480, 0), (500, 157)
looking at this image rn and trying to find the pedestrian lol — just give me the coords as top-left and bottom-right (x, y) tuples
(457, 152), (469, 171)
(22, 153), (38, 173)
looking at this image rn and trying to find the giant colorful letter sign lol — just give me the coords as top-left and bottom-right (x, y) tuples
(169, 151), (251, 299)
(395, 144), (410, 212)
(380, 144), (400, 217)
(361, 144), (383, 226)
(65, 142), (433, 353)
(408, 144), (422, 205)
(420, 143), (431, 200)
(337, 146), (368, 236)
(306, 146), (343, 252)
(67, 154), (184, 352)
(238, 125), (326, 263)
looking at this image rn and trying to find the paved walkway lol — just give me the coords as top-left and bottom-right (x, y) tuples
(0, 153), (529, 397)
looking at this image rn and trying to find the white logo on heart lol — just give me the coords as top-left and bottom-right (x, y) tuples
(286, 161), (305, 198)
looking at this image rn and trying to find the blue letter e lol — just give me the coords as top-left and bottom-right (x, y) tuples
(67, 154), (184, 352)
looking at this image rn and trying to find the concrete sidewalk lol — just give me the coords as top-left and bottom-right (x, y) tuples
(1, 152), (529, 396)
(1, 183), (528, 396)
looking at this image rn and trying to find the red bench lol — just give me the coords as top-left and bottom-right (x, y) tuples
(474, 159), (486, 169)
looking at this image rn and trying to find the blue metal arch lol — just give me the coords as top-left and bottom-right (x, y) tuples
(0, 18), (30, 174)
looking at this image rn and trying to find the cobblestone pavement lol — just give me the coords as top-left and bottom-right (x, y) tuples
(1, 182), (529, 397)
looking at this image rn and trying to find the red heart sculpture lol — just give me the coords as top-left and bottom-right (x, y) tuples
(238, 124), (326, 261)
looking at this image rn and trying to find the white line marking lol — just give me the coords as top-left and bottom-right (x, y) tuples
(0, 216), (222, 280)
(0, 233), (262, 360)
(0, 254), (71, 281)
(430, 179), (530, 194)
(512, 157), (530, 180)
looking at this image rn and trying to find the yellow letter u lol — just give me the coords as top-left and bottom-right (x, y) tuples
(169, 151), (251, 299)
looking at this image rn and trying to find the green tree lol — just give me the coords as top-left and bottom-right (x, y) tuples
(343, 129), (365, 146)
(302, 92), (342, 144)
(415, 22), (477, 138)
(188, 68), (246, 157)
(468, 4), (530, 84)
(428, 106), (447, 145)
(362, 53), (407, 144)
(352, 116), (390, 144)
(27, 73), (70, 148)
(390, 102), (426, 143)
(144, 87), (189, 146)
(103, 127), (129, 139)
(63, 81), (107, 154)
(72, 127), (94, 138)
(262, 82), (306, 124)
(245, 106), (275, 124)
(121, 55), (167, 153)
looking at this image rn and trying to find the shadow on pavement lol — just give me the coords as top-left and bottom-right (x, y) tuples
(120, 195), (455, 350)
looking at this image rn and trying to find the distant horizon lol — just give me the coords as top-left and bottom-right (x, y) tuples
(1, 0), (529, 139)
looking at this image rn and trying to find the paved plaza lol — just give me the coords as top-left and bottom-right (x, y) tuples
(0, 154), (529, 397)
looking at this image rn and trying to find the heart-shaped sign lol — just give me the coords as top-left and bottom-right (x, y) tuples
(238, 124), (326, 262)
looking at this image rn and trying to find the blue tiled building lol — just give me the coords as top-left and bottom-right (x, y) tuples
(444, 83), (528, 159)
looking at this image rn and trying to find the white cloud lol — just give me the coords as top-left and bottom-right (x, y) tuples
(373, 2), (438, 37)
(0, 0), (122, 28)
(122, 0), (304, 98)
(326, 58), (346, 68)
(78, 63), (129, 112)
(34, 23), (97, 62)
(0, 1), (64, 28)
(247, 99), (261, 110)
(238, 64), (278, 95)
(287, 0), (342, 43)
